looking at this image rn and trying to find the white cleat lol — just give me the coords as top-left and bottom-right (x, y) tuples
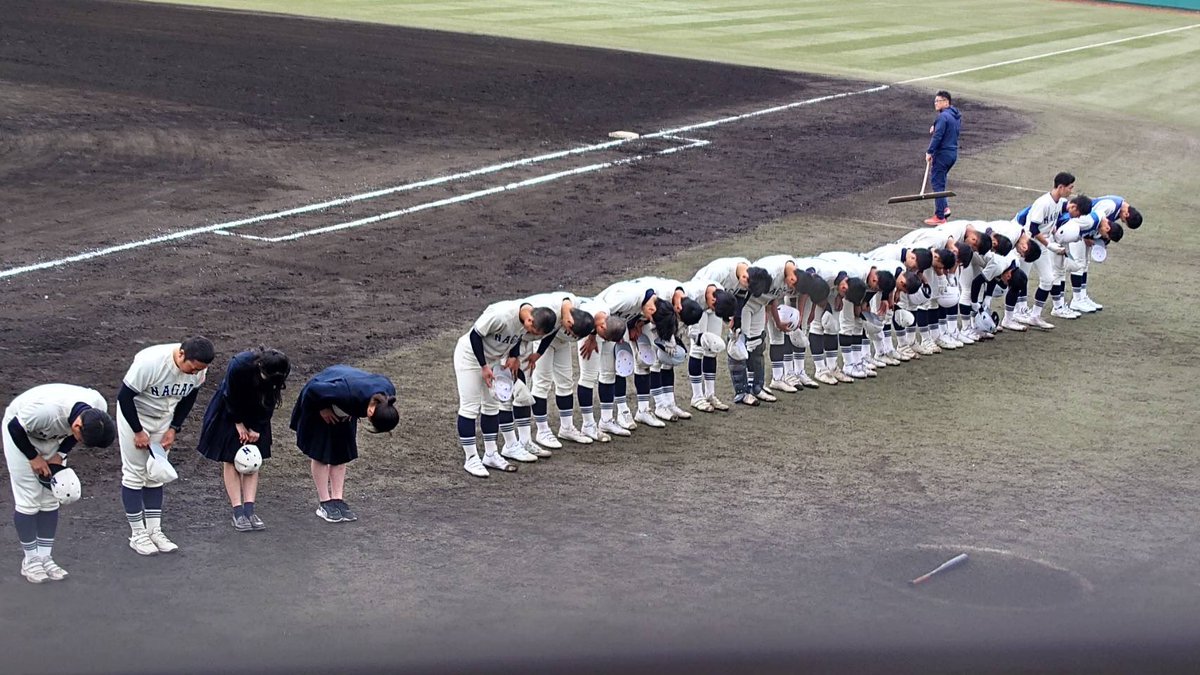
(1027, 315), (1056, 330)
(557, 426), (594, 445)
(769, 379), (798, 393)
(535, 429), (563, 450)
(737, 394), (760, 406)
(1069, 298), (1097, 314)
(845, 364), (867, 380)
(653, 407), (677, 422)
(1051, 306), (1080, 320)
(691, 397), (715, 413)
(41, 557), (68, 581)
(957, 330), (977, 345)
(580, 422), (611, 443)
(21, 557), (49, 584)
(894, 348), (914, 362)
(525, 441), (553, 458)
(867, 355), (888, 368)
(482, 453), (516, 473)
(756, 389), (778, 403)
(501, 442), (539, 462)
(862, 365), (878, 378)
(880, 354), (902, 366)
(668, 403), (692, 420)
(814, 370), (839, 385)
(635, 410), (667, 428)
(784, 373), (803, 387)
(912, 341), (935, 355)
(148, 529), (179, 554)
(833, 369), (855, 383)
(1000, 317), (1027, 332)
(1015, 312), (1039, 326)
(617, 411), (638, 431)
(707, 395), (730, 411)
(129, 531), (159, 556)
(1082, 294), (1102, 310)
(600, 419), (632, 436)
(794, 371), (820, 388)
(464, 455), (490, 478)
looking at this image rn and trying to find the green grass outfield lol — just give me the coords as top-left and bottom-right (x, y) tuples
(154, 0), (1200, 128)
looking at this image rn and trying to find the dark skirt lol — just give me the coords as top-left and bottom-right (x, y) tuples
(195, 393), (275, 463)
(292, 412), (358, 465)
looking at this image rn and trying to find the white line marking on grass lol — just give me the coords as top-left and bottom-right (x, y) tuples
(845, 218), (913, 231)
(956, 179), (1042, 193)
(896, 23), (1200, 85)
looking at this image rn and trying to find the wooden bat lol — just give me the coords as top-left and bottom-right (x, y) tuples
(909, 553), (968, 585)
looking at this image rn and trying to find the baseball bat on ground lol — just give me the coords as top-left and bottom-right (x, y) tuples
(909, 553), (968, 585)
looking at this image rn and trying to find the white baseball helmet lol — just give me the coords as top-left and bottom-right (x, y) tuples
(491, 366), (515, 402)
(635, 334), (657, 365)
(234, 444), (263, 475)
(893, 308), (915, 329)
(820, 310), (839, 335)
(511, 379), (535, 407)
(614, 342), (636, 376)
(698, 332), (725, 354)
(973, 311), (997, 334)
(655, 341), (687, 367)
(145, 443), (179, 484)
(776, 305), (801, 331)
(726, 332), (749, 360)
(787, 328), (808, 349)
(937, 285), (958, 309)
(50, 467), (82, 505)
(1090, 241), (1107, 263)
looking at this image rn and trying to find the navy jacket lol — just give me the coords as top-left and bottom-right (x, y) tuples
(927, 106), (961, 156)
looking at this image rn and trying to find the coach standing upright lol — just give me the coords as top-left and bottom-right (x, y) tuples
(925, 90), (961, 226)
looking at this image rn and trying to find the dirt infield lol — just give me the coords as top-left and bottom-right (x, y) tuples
(10, 3), (1200, 675)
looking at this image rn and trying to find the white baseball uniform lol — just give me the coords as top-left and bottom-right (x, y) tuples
(119, 344), (206, 489)
(4, 385), (107, 514)
(454, 300), (529, 419)
(524, 291), (581, 398)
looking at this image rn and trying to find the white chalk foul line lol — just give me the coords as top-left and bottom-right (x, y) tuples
(956, 179), (1042, 193)
(227, 138), (711, 242)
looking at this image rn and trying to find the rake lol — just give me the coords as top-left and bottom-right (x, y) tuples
(887, 161), (955, 204)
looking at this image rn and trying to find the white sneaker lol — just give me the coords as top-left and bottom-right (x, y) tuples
(784, 373), (802, 387)
(1069, 297), (1096, 314)
(867, 355), (887, 368)
(708, 395), (730, 411)
(600, 419), (632, 436)
(464, 454), (489, 478)
(737, 394), (760, 406)
(501, 442), (539, 462)
(482, 453), (516, 473)
(148, 528), (179, 554)
(617, 410), (638, 430)
(1028, 315), (1056, 330)
(880, 354), (902, 366)
(815, 370), (839, 385)
(756, 389), (778, 403)
(935, 336), (955, 350)
(769, 379), (798, 393)
(862, 365), (878, 378)
(794, 371), (820, 389)
(846, 364), (867, 379)
(580, 422), (611, 443)
(668, 403), (693, 420)
(926, 340), (943, 353)
(557, 425), (594, 445)
(1000, 317), (1027, 332)
(912, 341), (935, 355)
(635, 410), (667, 428)
(1016, 311), (1039, 326)
(653, 407), (677, 422)
(41, 557), (68, 580)
(1083, 293), (1102, 310)
(894, 348), (914, 361)
(21, 557), (49, 584)
(129, 530), (158, 556)
(535, 429), (563, 450)
(525, 441), (553, 458)
(691, 397), (715, 413)
(833, 369), (854, 383)
(957, 330), (976, 345)
(1051, 306), (1080, 320)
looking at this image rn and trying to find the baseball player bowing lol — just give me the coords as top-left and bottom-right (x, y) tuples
(520, 291), (599, 449)
(1067, 194), (1132, 312)
(117, 336), (214, 555)
(680, 279), (737, 412)
(5, 384), (115, 583)
(639, 276), (706, 421)
(592, 278), (678, 429)
(453, 300), (557, 478)
(813, 252), (897, 378)
(690, 257), (769, 410)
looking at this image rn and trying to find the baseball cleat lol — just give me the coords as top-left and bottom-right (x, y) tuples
(794, 371), (820, 388)
(846, 364), (867, 379)
(482, 453), (517, 473)
(1082, 294), (1102, 310)
(634, 410), (667, 427)
(501, 442), (539, 462)
(814, 370), (839, 385)
(40, 557), (68, 581)
(232, 514), (254, 532)
(1050, 306), (1079, 319)
(616, 411), (638, 430)
(707, 395), (730, 411)
(736, 394), (760, 406)
(21, 557), (49, 584)
(534, 429), (563, 450)
(334, 500), (358, 522)
(1027, 315), (1056, 330)
(580, 422), (611, 443)
(525, 441), (553, 458)
(911, 341), (934, 355)
(690, 397), (715, 413)
(957, 331), (976, 345)
(755, 389), (778, 403)
(249, 514), (267, 531)
(880, 354), (902, 366)
(148, 529), (180, 553)
(653, 407), (677, 422)
(667, 403), (692, 420)
(784, 373), (802, 387)
(463, 455), (490, 478)
(833, 369), (854, 383)
(1000, 317), (1027, 332)
(934, 336), (958, 350)
(769, 379), (798, 393)
(557, 426), (594, 445)
(1015, 312), (1039, 326)
(129, 530), (159, 555)
(599, 419), (632, 436)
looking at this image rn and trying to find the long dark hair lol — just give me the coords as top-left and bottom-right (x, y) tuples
(253, 348), (291, 408)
